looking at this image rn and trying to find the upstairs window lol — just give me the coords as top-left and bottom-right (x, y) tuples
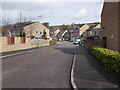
(40, 32), (42, 35)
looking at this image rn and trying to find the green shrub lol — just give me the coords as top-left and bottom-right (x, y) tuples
(88, 45), (120, 75)
(31, 35), (35, 39)
(49, 40), (57, 45)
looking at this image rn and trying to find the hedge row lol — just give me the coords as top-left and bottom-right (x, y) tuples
(88, 45), (120, 75)
(49, 40), (57, 45)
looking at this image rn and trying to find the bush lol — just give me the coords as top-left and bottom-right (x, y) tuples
(18, 31), (26, 37)
(49, 40), (57, 45)
(88, 45), (120, 75)
(31, 35), (35, 39)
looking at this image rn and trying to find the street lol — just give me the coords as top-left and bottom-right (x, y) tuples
(2, 42), (76, 88)
(2, 41), (119, 89)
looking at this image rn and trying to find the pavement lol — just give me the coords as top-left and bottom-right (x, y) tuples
(74, 46), (120, 90)
(0, 46), (50, 59)
(1, 47), (38, 56)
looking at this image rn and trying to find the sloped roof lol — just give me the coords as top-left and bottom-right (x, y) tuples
(86, 25), (97, 31)
(95, 24), (101, 28)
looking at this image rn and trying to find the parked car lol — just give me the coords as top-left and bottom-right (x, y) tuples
(73, 39), (81, 44)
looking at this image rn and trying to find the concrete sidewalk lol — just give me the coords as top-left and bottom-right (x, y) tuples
(74, 46), (119, 90)
(0, 46), (49, 58)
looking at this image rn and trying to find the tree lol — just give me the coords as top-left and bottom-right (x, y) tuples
(0, 10), (12, 36)
(19, 30), (26, 37)
(41, 29), (47, 39)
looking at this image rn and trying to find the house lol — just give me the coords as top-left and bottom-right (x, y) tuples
(0, 26), (2, 36)
(23, 22), (51, 39)
(63, 31), (70, 41)
(49, 29), (55, 39)
(100, 2), (120, 52)
(0, 21), (51, 39)
(49, 28), (61, 40)
(56, 30), (68, 41)
(91, 24), (101, 39)
(82, 24), (97, 40)
(54, 29), (61, 37)
(0, 24), (13, 36)
(70, 24), (84, 41)
(49, 26), (63, 39)
(79, 24), (89, 40)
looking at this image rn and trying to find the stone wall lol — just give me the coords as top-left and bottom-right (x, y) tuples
(0, 36), (49, 53)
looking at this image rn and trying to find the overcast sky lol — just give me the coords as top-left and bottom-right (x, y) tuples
(0, 0), (104, 26)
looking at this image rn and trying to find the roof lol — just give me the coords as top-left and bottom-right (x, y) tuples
(1, 21), (36, 31)
(12, 21), (36, 29)
(86, 25), (97, 31)
(87, 23), (98, 27)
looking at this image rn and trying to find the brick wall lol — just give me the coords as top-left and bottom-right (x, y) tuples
(100, 2), (119, 52)
(118, 2), (120, 52)
(84, 38), (103, 47)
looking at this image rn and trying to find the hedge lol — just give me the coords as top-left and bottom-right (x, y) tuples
(88, 45), (120, 75)
(49, 40), (57, 45)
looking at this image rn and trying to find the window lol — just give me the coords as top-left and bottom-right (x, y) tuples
(40, 32), (42, 35)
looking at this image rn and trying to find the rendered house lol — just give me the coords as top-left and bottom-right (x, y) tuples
(100, 2), (120, 52)
(56, 30), (68, 41)
(82, 24), (97, 40)
(49, 28), (61, 40)
(79, 24), (89, 36)
(70, 24), (84, 41)
(91, 24), (101, 38)
(54, 29), (61, 37)
(23, 22), (51, 39)
(0, 21), (51, 39)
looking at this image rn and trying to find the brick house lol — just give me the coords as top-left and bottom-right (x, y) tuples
(100, 2), (120, 52)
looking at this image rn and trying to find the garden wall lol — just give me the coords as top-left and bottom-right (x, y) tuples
(0, 36), (49, 53)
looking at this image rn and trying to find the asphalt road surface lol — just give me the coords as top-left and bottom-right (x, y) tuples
(2, 42), (76, 88)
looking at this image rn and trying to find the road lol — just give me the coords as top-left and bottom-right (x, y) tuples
(2, 42), (76, 88)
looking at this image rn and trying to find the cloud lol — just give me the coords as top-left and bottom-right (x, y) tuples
(0, 2), (103, 25)
(74, 8), (87, 19)
(2, 0), (104, 2)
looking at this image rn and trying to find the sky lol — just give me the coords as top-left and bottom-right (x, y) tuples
(0, 0), (104, 26)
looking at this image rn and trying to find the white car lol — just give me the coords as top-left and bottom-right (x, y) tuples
(73, 39), (81, 44)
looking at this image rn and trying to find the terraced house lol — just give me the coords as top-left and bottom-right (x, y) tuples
(100, 2), (120, 52)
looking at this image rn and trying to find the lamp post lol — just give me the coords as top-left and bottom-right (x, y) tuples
(38, 15), (42, 22)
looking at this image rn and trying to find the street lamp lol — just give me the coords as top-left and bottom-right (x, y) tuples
(38, 15), (42, 22)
